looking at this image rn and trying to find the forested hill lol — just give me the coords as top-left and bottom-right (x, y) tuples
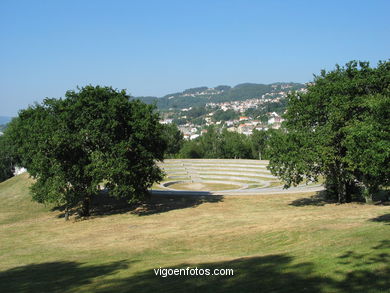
(135, 82), (305, 110)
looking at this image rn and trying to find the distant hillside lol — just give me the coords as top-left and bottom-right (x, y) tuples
(0, 116), (12, 125)
(135, 82), (305, 110)
(0, 116), (12, 132)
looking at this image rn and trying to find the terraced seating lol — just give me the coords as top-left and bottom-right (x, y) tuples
(155, 159), (279, 191)
(153, 159), (324, 194)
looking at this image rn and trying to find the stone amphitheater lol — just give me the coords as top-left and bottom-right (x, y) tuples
(151, 159), (323, 195)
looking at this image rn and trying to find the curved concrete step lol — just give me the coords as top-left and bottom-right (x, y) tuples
(163, 158), (269, 164)
(198, 171), (272, 177)
(162, 163), (268, 169)
(164, 171), (188, 175)
(168, 176), (191, 179)
(199, 175), (275, 182)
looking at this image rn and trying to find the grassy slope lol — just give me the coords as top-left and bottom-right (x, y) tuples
(0, 174), (389, 293)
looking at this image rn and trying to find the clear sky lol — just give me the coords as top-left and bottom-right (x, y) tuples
(0, 0), (389, 116)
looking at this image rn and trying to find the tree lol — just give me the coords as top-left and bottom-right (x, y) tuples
(161, 123), (184, 157)
(0, 134), (15, 182)
(219, 129), (252, 159)
(343, 93), (390, 200)
(212, 109), (238, 122)
(9, 86), (167, 217)
(268, 61), (390, 203)
(198, 126), (221, 158)
(179, 140), (204, 158)
(187, 106), (207, 119)
(250, 129), (280, 160)
(178, 126), (253, 159)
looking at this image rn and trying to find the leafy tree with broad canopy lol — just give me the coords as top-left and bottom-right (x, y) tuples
(268, 61), (390, 203)
(8, 86), (167, 217)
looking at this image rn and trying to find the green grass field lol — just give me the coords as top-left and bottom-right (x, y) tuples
(0, 173), (389, 293)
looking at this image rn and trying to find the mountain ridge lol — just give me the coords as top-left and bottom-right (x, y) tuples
(135, 82), (305, 110)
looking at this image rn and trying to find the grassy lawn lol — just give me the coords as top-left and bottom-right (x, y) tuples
(0, 174), (389, 293)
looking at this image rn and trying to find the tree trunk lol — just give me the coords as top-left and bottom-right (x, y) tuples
(363, 182), (377, 204)
(331, 161), (349, 204)
(81, 195), (91, 217)
(337, 182), (346, 203)
(64, 206), (70, 221)
(335, 176), (347, 203)
(345, 181), (354, 203)
(326, 163), (344, 203)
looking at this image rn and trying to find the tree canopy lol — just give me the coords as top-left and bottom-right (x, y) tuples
(8, 85), (167, 217)
(0, 134), (15, 182)
(268, 61), (390, 203)
(179, 126), (261, 160)
(161, 123), (184, 157)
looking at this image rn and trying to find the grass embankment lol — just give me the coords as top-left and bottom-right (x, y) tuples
(0, 173), (389, 293)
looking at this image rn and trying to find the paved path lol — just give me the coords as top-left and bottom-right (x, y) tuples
(150, 185), (324, 196)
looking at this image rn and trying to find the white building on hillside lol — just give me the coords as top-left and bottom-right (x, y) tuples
(160, 119), (173, 124)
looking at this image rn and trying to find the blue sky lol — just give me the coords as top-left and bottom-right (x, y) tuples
(0, 0), (389, 116)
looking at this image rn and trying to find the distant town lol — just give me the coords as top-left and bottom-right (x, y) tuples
(159, 83), (308, 139)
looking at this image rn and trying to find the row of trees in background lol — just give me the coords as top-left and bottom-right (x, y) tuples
(178, 127), (278, 160)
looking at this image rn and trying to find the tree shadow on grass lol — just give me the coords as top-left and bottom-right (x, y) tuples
(96, 241), (390, 293)
(370, 213), (390, 225)
(334, 240), (390, 292)
(0, 260), (131, 293)
(289, 191), (335, 207)
(289, 188), (389, 208)
(1, 242), (389, 293)
(52, 191), (223, 219)
(96, 254), (332, 293)
(129, 193), (223, 216)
